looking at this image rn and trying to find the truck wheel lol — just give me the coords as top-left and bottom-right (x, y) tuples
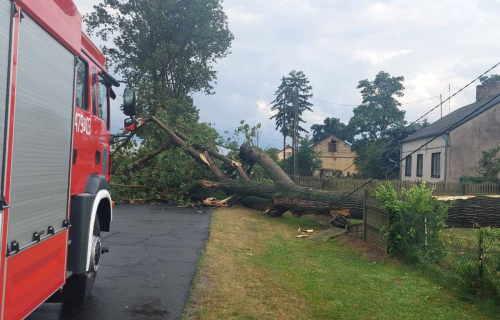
(51, 218), (102, 304)
(84, 218), (101, 301)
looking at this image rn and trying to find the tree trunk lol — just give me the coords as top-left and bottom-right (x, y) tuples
(239, 144), (294, 186)
(444, 197), (500, 227)
(199, 179), (364, 219)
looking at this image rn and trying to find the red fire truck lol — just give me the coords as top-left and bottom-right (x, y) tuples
(0, 0), (132, 318)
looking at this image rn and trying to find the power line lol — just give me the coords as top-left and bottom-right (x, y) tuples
(340, 60), (500, 175)
(310, 98), (358, 107)
(310, 96), (439, 107)
(339, 91), (500, 202)
(400, 96), (440, 105)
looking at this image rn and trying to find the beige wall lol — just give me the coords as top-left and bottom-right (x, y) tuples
(313, 136), (358, 176)
(401, 136), (446, 182)
(277, 147), (293, 161)
(448, 104), (500, 182)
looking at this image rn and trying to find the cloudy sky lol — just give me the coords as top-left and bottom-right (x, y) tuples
(75, 0), (500, 149)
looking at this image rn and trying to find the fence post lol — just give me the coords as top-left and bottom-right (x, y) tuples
(478, 229), (484, 279)
(363, 189), (368, 242)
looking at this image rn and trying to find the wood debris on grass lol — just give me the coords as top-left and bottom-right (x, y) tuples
(297, 227), (314, 234)
(296, 228), (315, 239)
(203, 197), (228, 207)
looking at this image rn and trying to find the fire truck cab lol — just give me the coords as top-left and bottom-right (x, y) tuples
(0, 0), (121, 318)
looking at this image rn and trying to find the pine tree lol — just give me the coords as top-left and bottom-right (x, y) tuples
(270, 71), (313, 159)
(270, 77), (292, 158)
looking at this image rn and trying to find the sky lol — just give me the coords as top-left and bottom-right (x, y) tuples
(74, 0), (500, 149)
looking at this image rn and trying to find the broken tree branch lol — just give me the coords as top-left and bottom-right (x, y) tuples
(112, 118), (152, 156)
(133, 141), (173, 167)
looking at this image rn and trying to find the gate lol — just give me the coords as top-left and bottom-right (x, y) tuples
(363, 189), (389, 251)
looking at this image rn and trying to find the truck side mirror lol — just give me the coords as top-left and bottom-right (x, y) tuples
(123, 88), (137, 117)
(124, 118), (137, 131)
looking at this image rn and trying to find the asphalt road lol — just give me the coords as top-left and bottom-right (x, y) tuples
(28, 204), (211, 320)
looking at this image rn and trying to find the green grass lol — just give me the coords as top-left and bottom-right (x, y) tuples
(186, 208), (500, 320)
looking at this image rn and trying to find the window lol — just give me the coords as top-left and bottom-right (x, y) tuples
(92, 67), (97, 115)
(417, 154), (423, 177)
(76, 58), (88, 110)
(98, 75), (109, 129)
(405, 155), (412, 177)
(328, 140), (337, 152)
(431, 153), (441, 178)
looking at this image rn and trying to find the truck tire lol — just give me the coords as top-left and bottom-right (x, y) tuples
(48, 218), (102, 304)
(83, 218), (101, 301)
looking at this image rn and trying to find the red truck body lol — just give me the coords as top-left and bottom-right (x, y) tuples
(0, 1), (117, 318)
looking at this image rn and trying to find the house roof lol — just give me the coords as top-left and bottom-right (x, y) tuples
(278, 145), (293, 152)
(402, 94), (500, 143)
(313, 135), (352, 147)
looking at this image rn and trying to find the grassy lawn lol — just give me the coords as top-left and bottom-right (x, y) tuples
(185, 207), (500, 320)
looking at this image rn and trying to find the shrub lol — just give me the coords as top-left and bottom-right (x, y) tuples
(374, 182), (450, 262)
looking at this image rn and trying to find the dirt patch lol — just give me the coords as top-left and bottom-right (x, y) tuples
(339, 233), (389, 262)
(184, 268), (210, 319)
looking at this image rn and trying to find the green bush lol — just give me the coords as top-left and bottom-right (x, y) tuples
(374, 182), (450, 262)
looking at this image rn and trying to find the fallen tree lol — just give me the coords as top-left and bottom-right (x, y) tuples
(112, 116), (365, 218)
(112, 117), (500, 226)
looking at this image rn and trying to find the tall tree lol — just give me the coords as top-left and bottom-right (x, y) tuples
(311, 117), (352, 144)
(347, 71), (413, 178)
(270, 76), (293, 158)
(270, 71), (313, 158)
(348, 71), (406, 140)
(87, 0), (234, 203)
(85, 0), (234, 116)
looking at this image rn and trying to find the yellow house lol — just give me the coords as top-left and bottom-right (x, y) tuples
(313, 135), (358, 177)
(277, 145), (293, 161)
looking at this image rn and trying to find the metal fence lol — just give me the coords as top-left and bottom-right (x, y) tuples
(424, 222), (500, 295)
(363, 190), (389, 251)
(360, 190), (500, 296)
(290, 175), (500, 196)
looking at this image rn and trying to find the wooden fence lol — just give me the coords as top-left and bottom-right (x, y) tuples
(363, 189), (389, 251)
(290, 175), (500, 196)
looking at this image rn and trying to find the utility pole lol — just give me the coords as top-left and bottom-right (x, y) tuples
(440, 94), (443, 118)
(256, 130), (259, 148)
(293, 85), (299, 176)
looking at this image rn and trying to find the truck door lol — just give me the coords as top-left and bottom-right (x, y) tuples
(71, 58), (94, 193)
(92, 72), (110, 179)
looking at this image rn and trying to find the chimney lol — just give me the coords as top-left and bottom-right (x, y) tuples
(476, 81), (500, 102)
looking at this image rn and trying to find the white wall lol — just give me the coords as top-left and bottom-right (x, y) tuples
(401, 136), (446, 182)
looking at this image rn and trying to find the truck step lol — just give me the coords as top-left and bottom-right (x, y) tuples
(66, 271), (73, 279)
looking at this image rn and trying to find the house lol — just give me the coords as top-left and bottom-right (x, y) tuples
(313, 135), (358, 177)
(400, 81), (500, 182)
(277, 145), (293, 161)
